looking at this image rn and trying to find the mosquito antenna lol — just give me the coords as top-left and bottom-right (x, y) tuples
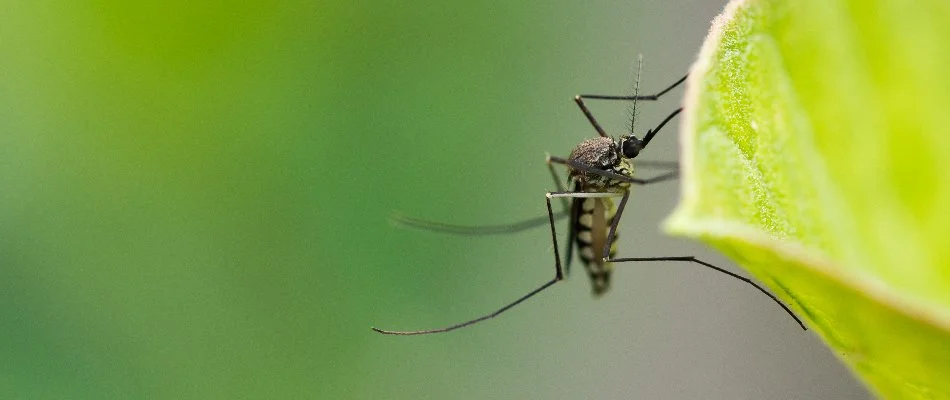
(628, 54), (644, 135)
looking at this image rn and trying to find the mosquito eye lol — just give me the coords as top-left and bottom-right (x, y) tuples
(622, 138), (641, 158)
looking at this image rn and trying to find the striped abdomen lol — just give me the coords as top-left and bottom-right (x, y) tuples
(573, 196), (619, 296)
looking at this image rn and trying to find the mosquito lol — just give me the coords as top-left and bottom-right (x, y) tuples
(372, 61), (806, 335)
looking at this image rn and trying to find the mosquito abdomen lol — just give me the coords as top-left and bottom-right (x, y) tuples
(574, 196), (619, 295)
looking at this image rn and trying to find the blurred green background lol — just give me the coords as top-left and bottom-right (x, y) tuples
(2, 1), (868, 399)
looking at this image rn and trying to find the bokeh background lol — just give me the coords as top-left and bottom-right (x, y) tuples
(2, 1), (870, 399)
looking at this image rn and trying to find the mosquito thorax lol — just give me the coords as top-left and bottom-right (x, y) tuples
(567, 136), (635, 189)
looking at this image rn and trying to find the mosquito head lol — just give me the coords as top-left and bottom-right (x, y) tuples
(619, 134), (643, 159)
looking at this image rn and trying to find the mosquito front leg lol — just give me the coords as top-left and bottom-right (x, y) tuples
(574, 74), (687, 137)
(547, 156), (677, 186)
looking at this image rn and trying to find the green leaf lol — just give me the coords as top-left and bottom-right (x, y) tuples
(665, 0), (950, 397)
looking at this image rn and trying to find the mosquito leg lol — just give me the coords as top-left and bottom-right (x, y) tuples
(372, 191), (617, 336)
(563, 198), (579, 276)
(547, 156), (677, 186)
(578, 74), (687, 102)
(633, 160), (679, 171)
(602, 190), (630, 261)
(387, 152), (584, 237)
(546, 153), (579, 273)
(573, 74), (687, 138)
(392, 211), (568, 236)
(371, 276), (560, 335)
(573, 96), (610, 138)
(546, 153), (570, 209)
(630, 170), (678, 185)
(606, 255), (807, 331)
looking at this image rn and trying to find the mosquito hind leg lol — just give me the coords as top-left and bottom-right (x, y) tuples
(606, 254), (807, 331)
(387, 153), (582, 237)
(371, 191), (618, 336)
(591, 181), (806, 330)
